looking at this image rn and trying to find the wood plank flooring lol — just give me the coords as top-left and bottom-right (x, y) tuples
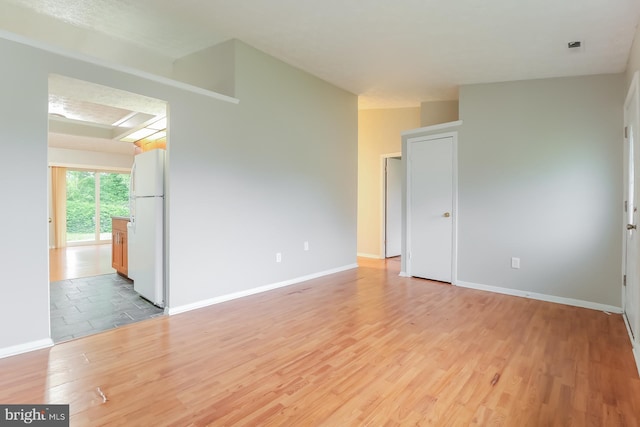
(49, 245), (115, 282)
(2, 257), (639, 425)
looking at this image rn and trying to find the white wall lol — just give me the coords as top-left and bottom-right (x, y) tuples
(0, 36), (357, 355)
(457, 74), (624, 307)
(48, 147), (133, 170)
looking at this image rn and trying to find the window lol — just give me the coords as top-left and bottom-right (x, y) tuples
(66, 170), (130, 244)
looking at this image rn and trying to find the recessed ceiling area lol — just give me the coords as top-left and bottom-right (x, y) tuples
(48, 74), (167, 152)
(3, 0), (640, 109)
(48, 95), (131, 125)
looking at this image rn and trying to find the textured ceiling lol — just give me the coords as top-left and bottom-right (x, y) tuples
(48, 94), (132, 125)
(47, 75), (167, 150)
(1, 0), (228, 58)
(4, 0), (640, 108)
(49, 74), (167, 118)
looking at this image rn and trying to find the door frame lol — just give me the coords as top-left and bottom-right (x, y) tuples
(380, 152), (402, 258)
(46, 73), (171, 345)
(405, 131), (458, 282)
(623, 71), (640, 352)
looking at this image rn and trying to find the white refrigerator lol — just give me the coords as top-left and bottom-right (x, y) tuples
(127, 149), (165, 307)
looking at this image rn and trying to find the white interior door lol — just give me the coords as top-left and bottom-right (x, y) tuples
(409, 136), (454, 282)
(625, 76), (640, 342)
(385, 157), (402, 257)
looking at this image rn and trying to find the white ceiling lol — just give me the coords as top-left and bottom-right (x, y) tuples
(47, 74), (167, 151)
(2, 0), (640, 109)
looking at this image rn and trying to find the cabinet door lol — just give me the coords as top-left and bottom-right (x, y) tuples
(112, 231), (121, 269)
(121, 233), (128, 275)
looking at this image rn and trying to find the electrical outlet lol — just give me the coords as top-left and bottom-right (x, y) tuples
(304, 241), (309, 251)
(276, 253), (282, 263)
(511, 257), (520, 269)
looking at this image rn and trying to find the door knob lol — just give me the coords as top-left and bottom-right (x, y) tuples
(443, 212), (451, 218)
(628, 224), (637, 230)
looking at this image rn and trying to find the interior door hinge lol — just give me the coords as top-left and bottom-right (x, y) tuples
(625, 200), (628, 213)
(625, 126), (629, 139)
(624, 275), (627, 287)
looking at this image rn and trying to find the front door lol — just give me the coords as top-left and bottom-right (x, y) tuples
(409, 136), (454, 282)
(625, 76), (640, 341)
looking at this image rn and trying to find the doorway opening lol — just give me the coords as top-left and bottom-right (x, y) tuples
(47, 74), (168, 343)
(382, 154), (402, 259)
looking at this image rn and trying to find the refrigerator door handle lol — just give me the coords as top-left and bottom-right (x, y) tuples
(129, 161), (136, 223)
(130, 161), (136, 195)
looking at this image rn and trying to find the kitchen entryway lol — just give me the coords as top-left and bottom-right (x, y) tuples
(49, 245), (163, 343)
(46, 74), (170, 343)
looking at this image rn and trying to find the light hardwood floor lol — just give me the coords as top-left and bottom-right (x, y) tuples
(49, 245), (115, 282)
(2, 257), (639, 425)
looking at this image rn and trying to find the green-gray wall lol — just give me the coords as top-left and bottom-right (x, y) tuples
(172, 40), (236, 97)
(458, 74), (624, 306)
(626, 22), (640, 87)
(168, 41), (358, 308)
(420, 100), (459, 127)
(0, 39), (50, 352)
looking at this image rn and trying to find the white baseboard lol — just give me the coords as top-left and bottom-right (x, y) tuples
(357, 252), (383, 259)
(455, 280), (623, 314)
(167, 264), (358, 316)
(399, 272), (410, 277)
(0, 338), (53, 359)
(622, 313), (640, 377)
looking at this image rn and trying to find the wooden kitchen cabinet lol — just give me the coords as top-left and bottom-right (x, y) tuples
(112, 217), (129, 277)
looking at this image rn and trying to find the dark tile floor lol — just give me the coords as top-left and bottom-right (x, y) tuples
(50, 274), (164, 343)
